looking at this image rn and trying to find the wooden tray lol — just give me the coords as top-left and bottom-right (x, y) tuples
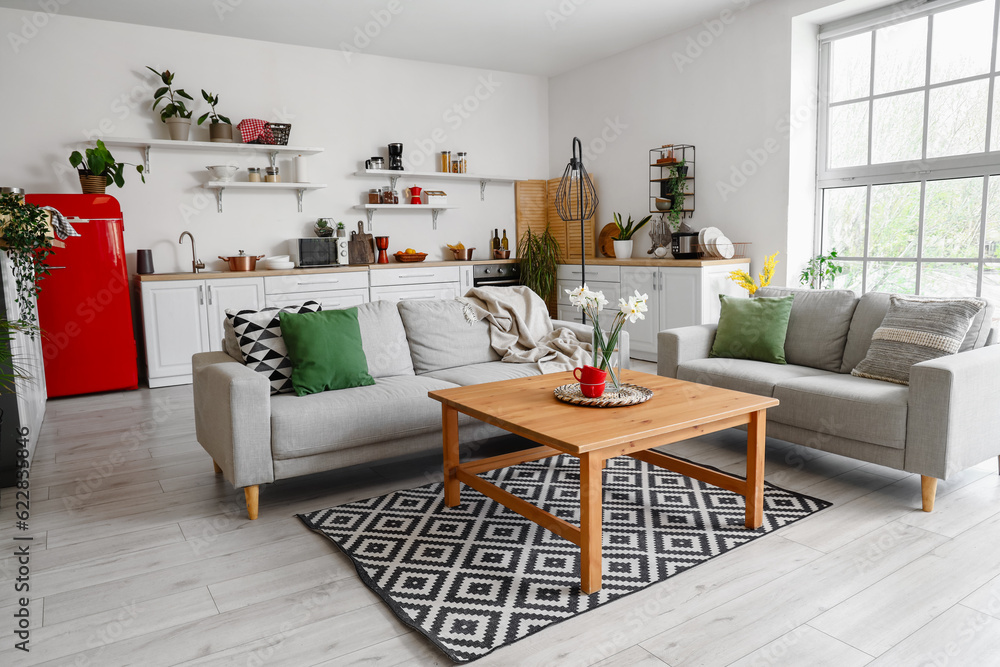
(393, 252), (428, 263)
(553, 383), (653, 407)
(598, 223), (619, 258)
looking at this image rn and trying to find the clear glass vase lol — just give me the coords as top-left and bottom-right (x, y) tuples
(596, 342), (622, 393)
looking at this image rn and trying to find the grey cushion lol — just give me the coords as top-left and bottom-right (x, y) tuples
(397, 299), (500, 374)
(851, 295), (986, 385)
(770, 374), (909, 449)
(756, 287), (858, 372)
(423, 361), (542, 386)
(270, 375), (456, 460)
(356, 300), (414, 379)
(677, 358), (835, 398)
(841, 292), (996, 373)
(222, 318), (242, 361)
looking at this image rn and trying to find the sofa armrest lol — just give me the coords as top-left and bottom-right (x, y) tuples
(552, 319), (631, 369)
(906, 344), (1000, 479)
(192, 352), (274, 488)
(657, 324), (718, 378)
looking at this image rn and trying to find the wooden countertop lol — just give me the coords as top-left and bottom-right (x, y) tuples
(561, 257), (749, 267)
(137, 258), (519, 281)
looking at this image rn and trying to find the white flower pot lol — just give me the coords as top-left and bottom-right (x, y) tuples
(165, 117), (192, 141)
(613, 239), (633, 259)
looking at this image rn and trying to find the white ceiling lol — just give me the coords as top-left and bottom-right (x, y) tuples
(0, 0), (760, 76)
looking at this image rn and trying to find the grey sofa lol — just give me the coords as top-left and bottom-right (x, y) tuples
(658, 287), (1000, 511)
(193, 298), (629, 518)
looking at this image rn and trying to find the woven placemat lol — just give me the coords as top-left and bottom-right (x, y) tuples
(553, 383), (653, 408)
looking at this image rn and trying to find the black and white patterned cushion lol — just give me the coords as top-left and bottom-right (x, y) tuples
(226, 301), (322, 394)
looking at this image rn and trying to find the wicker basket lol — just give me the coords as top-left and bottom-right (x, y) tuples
(78, 174), (107, 194)
(267, 123), (291, 146)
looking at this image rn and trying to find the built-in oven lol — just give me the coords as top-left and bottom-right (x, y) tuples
(473, 263), (520, 287)
(289, 237), (349, 267)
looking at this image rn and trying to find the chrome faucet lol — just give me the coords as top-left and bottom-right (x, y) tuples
(178, 231), (205, 274)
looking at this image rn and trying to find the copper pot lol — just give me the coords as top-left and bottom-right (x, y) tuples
(218, 250), (265, 271)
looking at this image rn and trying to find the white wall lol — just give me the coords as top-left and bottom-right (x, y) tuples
(0, 10), (548, 273)
(548, 0), (867, 285)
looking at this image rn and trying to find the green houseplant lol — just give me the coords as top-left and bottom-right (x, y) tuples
(518, 227), (561, 306)
(800, 249), (845, 289)
(611, 212), (652, 259)
(69, 140), (145, 194)
(147, 66), (195, 140)
(197, 90), (234, 143)
(664, 160), (687, 231)
(0, 193), (55, 328)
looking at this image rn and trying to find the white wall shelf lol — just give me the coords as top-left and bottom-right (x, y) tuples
(100, 137), (324, 173)
(204, 182), (326, 213)
(353, 169), (516, 200)
(352, 203), (457, 231)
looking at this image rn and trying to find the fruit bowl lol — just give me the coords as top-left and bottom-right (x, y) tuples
(393, 252), (428, 263)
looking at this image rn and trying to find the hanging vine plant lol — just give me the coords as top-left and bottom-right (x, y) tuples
(0, 193), (54, 328)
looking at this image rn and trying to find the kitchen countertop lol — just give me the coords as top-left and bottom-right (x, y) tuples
(563, 257), (749, 267)
(136, 259), (519, 281)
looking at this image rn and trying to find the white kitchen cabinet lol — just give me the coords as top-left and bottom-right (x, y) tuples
(460, 265), (474, 294)
(263, 271), (369, 311)
(141, 277), (264, 387)
(370, 283), (461, 303)
(556, 264), (621, 330)
(369, 265), (460, 303)
(620, 262), (748, 361)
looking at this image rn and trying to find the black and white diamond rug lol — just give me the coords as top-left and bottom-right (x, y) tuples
(298, 453), (831, 663)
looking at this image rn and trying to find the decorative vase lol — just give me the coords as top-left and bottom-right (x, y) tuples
(596, 343), (622, 393)
(166, 117), (192, 141)
(613, 239), (633, 259)
(209, 122), (234, 143)
(78, 174), (107, 194)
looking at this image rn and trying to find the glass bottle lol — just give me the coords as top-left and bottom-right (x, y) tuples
(501, 229), (509, 251)
(440, 151), (451, 173)
(492, 229), (501, 251)
(457, 152), (467, 173)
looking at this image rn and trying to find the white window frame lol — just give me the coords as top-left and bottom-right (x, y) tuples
(816, 0), (1000, 296)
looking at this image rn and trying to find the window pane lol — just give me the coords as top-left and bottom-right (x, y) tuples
(830, 32), (872, 102)
(930, 0), (994, 84)
(983, 265), (1000, 304)
(920, 262), (980, 297)
(867, 261), (916, 293)
(869, 182), (920, 257)
(986, 175), (1000, 258)
(823, 186), (867, 257)
(828, 102), (870, 168)
(871, 91), (924, 163)
(832, 260), (864, 294)
(923, 177), (984, 258)
(874, 17), (927, 94)
(991, 77), (1000, 151)
(927, 79), (989, 157)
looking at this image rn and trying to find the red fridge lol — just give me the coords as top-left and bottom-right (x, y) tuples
(26, 194), (138, 397)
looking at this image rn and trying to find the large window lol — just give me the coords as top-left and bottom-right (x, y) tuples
(818, 0), (1000, 300)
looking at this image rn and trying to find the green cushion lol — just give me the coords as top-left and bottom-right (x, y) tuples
(279, 308), (375, 397)
(709, 295), (794, 365)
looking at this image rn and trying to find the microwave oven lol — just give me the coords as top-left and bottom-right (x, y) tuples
(289, 237), (349, 267)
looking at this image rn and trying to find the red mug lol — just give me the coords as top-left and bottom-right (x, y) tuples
(574, 365), (607, 385)
(579, 381), (606, 398)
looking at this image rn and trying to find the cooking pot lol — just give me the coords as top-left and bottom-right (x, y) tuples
(219, 250), (265, 271)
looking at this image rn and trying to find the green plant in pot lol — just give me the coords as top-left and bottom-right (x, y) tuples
(314, 218), (336, 238)
(800, 249), (844, 289)
(69, 140), (145, 194)
(611, 212), (652, 259)
(663, 160), (687, 232)
(518, 227), (561, 309)
(197, 90), (233, 143)
(147, 66), (195, 140)
(0, 193), (55, 329)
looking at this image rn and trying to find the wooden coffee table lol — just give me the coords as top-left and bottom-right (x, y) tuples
(428, 369), (779, 594)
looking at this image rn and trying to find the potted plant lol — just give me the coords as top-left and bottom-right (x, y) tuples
(800, 249), (844, 289)
(517, 227), (561, 309)
(69, 140), (145, 194)
(197, 90), (233, 143)
(663, 161), (687, 232)
(147, 66), (195, 140)
(0, 193), (55, 328)
(314, 218), (334, 237)
(611, 212), (652, 259)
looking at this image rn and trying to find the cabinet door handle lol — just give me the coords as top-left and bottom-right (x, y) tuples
(299, 279), (337, 285)
(207, 285), (213, 305)
(660, 273), (664, 291)
(198, 285), (204, 305)
(402, 273), (436, 279)
(400, 295), (435, 300)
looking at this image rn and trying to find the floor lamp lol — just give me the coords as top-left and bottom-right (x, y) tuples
(553, 137), (599, 324)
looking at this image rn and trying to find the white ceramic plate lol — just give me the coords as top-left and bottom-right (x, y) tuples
(265, 261), (295, 270)
(714, 236), (735, 259)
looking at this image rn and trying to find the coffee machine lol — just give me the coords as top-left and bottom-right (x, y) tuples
(388, 143), (403, 170)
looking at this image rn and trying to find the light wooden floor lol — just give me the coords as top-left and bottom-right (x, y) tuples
(3, 362), (1000, 666)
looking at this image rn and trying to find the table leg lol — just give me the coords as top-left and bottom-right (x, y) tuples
(443, 405), (460, 507)
(580, 452), (603, 594)
(745, 409), (766, 529)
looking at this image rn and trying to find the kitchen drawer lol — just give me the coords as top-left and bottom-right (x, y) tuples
(557, 264), (620, 283)
(265, 288), (368, 311)
(369, 265), (460, 287)
(556, 279), (620, 306)
(370, 283), (460, 303)
(264, 271), (368, 295)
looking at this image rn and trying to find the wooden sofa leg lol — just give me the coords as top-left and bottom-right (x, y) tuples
(244, 485), (259, 520)
(921, 476), (938, 512)
(213, 460), (222, 474)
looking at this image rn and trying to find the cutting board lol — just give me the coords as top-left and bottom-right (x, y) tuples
(348, 220), (375, 264)
(598, 223), (619, 258)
